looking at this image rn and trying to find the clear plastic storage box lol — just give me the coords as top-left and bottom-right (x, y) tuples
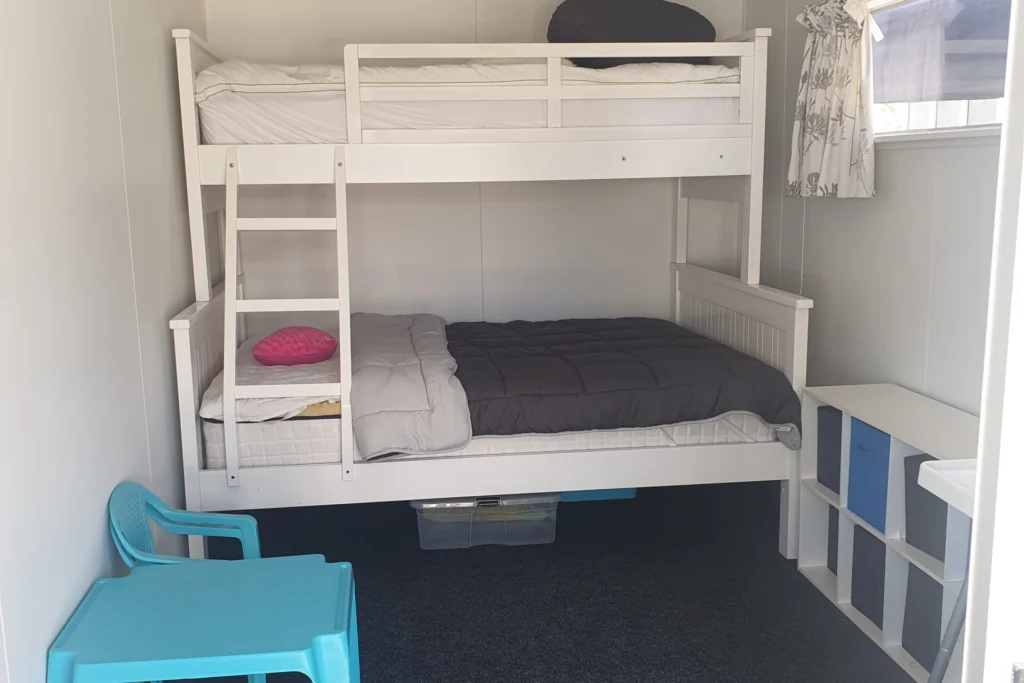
(410, 493), (560, 550)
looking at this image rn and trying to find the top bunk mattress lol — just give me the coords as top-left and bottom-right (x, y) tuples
(447, 318), (801, 447)
(196, 59), (741, 144)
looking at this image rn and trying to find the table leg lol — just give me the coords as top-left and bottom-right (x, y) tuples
(928, 567), (969, 683)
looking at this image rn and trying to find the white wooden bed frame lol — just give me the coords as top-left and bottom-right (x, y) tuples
(169, 28), (813, 560)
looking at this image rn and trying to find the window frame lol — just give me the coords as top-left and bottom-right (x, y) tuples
(868, 0), (1007, 143)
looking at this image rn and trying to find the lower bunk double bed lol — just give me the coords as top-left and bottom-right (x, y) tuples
(173, 265), (812, 561)
(199, 316), (800, 469)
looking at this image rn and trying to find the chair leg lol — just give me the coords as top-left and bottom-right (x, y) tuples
(348, 587), (360, 683)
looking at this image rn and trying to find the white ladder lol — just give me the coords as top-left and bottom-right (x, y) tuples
(221, 147), (354, 486)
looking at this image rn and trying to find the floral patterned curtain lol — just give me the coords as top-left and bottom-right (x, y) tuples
(787, 0), (875, 198)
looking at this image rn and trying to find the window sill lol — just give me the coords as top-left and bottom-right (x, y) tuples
(875, 125), (1001, 150)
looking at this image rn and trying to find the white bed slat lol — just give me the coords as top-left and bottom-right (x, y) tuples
(739, 55), (754, 124)
(355, 42), (755, 60)
(335, 148), (356, 481)
(362, 125), (752, 144)
(222, 151), (241, 486)
(362, 83), (742, 102)
(359, 85), (550, 102)
(343, 44), (363, 144)
(547, 57), (562, 128)
(559, 84), (741, 100)
(235, 298), (340, 313)
(237, 218), (336, 232)
(235, 383), (342, 399)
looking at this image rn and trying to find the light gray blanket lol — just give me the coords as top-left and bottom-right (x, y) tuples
(352, 313), (472, 460)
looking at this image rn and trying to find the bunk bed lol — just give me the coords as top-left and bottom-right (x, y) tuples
(169, 28), (813, 560)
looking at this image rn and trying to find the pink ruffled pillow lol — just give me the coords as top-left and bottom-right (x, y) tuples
(252, 327), (338, 367)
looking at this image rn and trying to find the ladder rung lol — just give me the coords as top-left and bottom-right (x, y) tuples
(235, 383), (342, 399)
(236, 298), (340, 313)
(237, 218), (336, 232)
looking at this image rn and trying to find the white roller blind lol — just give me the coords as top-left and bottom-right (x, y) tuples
(872, 0), (1009, 104)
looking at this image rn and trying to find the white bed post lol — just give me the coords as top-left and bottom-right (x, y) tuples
(779, 305), (809, 559)
(335, 147), (356, 481)
(174, 30), (213, 302)
(672, 178), (688, 323)
(343, 45), (363, 144)
(173, 325), (208, 559)
(738, 31), (768, 286)
(222, 149), (241, 487)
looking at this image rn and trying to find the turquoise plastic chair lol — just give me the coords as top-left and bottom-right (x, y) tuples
(108, 481), (261, 568)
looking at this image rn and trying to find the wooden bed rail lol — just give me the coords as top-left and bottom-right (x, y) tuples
(341, 34), (768, 144)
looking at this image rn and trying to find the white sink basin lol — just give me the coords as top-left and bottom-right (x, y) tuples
(919, 459), (976, 518)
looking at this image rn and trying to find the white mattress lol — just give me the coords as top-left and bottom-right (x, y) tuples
(196, 59), (742, 144)
(202, 412), (779, 469)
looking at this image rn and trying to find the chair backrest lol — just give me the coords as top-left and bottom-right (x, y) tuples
(108, 482), (162, 567)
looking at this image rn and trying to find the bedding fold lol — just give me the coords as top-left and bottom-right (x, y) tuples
(350, 313), (472, 459)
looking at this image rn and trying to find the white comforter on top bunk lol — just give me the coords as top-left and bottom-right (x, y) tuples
(199, 314), (472, 459)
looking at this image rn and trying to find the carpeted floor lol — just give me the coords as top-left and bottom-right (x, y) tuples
(209, 482), (912, 682)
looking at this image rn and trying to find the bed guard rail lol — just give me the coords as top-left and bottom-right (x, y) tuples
(342, 30), (770, 144)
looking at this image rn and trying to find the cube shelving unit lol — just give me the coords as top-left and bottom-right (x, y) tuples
(799, 384), (978, 683)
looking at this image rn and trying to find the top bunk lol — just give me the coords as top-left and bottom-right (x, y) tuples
(173, 29), (769, 185)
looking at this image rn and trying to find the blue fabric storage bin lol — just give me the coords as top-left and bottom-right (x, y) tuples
(847, 418), (891, 533)
(562, 489), (637, 503)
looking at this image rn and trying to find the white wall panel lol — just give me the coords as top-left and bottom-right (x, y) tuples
(0, 2), (204, 680)
(480, 179), (674, 320)
(684, 198), (741, 277)
(207, 0), (742, 56)
(109, 0), (206, 538)
(797, 141), (998, 415)
(0, 0), (208, 680)
(206, 0), (478, 63)
(923, 143), (999, 413)
(801, 146), (936, 394)
(349, 184), (484, 321)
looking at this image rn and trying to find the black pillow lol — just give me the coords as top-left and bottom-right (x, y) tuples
(548, 0), (716, 68)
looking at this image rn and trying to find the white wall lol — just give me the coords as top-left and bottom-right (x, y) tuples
(0, 2), (203, 682)
(110, 0), (206, 514)
(745, 0), (998, 415)
(205, 0), (743, 325)
(205, 0), (742, 62)
(801, 140), (999, 415)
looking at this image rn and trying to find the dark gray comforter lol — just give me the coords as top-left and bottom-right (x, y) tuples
(446, 318), (801, 446)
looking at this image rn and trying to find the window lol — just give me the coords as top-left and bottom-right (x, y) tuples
(870, 0), (1010, 134)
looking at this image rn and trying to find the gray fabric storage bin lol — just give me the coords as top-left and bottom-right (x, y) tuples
(851, 525), (886, 629)
(902, 565), (942, 672)
(904, 454), (947, 562)
(817, 405), (843, 495)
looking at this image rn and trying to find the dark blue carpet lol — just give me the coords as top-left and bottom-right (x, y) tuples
(209, 482), (911, 682)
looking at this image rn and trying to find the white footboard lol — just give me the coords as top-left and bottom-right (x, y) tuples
(673, 263), (811, 392)
(673, 263), (813, 558)
(170, 293), (225, 540)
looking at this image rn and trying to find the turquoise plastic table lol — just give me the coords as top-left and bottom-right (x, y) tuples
(48, 555), (358, 683)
